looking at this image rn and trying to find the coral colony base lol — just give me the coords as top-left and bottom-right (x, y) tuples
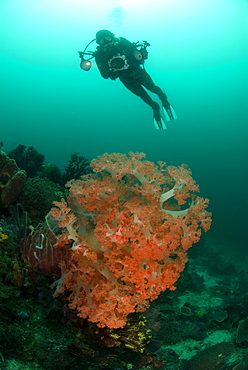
(22, 152), (212, 329)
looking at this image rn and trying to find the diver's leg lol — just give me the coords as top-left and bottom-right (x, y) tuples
(119, 75), (156, 108)
(119, 75), (164, 127)
(139, 70), (168, 101)
(138, 70), (175, 120)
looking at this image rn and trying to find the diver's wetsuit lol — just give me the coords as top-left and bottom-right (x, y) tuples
(118, 66), (169, 113)
(94, 37), (170, 119)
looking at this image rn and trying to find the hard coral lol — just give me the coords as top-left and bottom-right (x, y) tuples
(62, 152), (91, 184)
(46, 152), (212, 328)
(186, 342), (235, 370)
(21, 223), (70, 277)
(0, 150), (26, 206)
(8, 144), (44, 178)
(19, 177), (64, 221)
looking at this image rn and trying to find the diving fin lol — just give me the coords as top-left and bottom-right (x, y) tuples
(154, 116), (167, 130)
(153, 106), (167, 130)
(163, 104), (177, 121)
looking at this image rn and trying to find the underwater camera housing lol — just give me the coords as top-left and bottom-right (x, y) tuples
(78, 38), (150, 71)
(108, 55), (129, 72)
(108, 40), (150, 72)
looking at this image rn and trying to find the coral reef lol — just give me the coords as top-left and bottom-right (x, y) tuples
(93, 315), (152, 353)
(1, 148), (248, 369)
(8, 144), (44, 178)
(185, 342), (235, 370)
(40, 153), (91, 186)
(0, 226), (8, 243)
(21, 223), (70, 278)
(0, 150), (26, 206)
(44, 152), (211, 328)
(18, 177), (64, 221)
(40, 162), (62, 185)
(61, 152), (92, 184)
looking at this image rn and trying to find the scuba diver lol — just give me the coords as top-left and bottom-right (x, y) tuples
(78, 29), (177, 130)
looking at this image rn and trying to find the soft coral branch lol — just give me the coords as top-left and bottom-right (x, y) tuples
(45, 152), (211, 328)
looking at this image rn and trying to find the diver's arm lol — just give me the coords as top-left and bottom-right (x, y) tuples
(95, 55), (110, 79)
(118, 37), (136, 51)
(118, 37), (144, 65)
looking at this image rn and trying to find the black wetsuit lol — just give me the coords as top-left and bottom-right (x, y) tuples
(94, 37), (170, 117)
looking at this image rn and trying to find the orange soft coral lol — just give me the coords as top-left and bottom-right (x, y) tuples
(46, 152), (211, 328)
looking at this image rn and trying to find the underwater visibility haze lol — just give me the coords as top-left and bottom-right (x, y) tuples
(0, 0), (248, 368)
(1, 0), (247, 248)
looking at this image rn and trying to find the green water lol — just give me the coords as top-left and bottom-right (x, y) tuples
(1, 0), (248, 248)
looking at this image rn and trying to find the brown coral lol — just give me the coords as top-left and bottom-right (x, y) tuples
(0, 150), (26, 206)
